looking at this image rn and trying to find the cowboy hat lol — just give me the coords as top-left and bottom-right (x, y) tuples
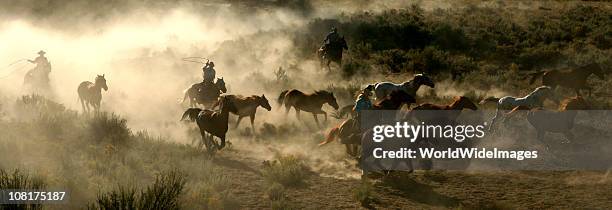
(37, 50), (46, 55)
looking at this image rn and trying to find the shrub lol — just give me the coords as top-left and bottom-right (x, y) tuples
(0, 168), (46, 210)
(266, 183), (285, 201)
(87, 112), (131, 145)
(261, 155), (308, 187)
(88, 170), (186, 210)
(352, 181), (374, 207)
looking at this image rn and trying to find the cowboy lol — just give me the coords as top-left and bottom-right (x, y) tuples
(28, 50), (51, 72)
(323, 27), (340, 46)
(353, 87), (373, 124)
(202, 61), (216, 85)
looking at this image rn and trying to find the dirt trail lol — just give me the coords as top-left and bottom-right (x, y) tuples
(211, 140), (612, 209)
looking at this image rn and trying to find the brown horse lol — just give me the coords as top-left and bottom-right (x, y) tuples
(408, 96), (478, 123)
(181, 95), (238, 154)
(320, 90), (417, 157)
(506, 96), (589, 143)
(530, 63), (605, 96)
(77, 74), (108, 113)
(277, 89), (339, 125)
(212, 94), (272, 133)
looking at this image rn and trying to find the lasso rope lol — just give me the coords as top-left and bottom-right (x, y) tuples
(0, 59), (29, 78)
(182, 57), (208, 64)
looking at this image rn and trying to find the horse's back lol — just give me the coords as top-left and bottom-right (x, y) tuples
(77, 81), (93, 96)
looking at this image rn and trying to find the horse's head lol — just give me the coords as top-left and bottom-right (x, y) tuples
(95, 74), (108, 91)
(215, 77), (227, 93)
(219, 95), (238, 113)
(317, 90), (339, 110)
(413, 74), (435, 88)
(561, 96), (590, 111)
(258, 94), (272, 111)
(389, 90), (416, 106)
(453, 96), (478, 110)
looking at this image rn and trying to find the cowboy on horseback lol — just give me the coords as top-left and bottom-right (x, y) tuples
(202, 60), (216, 85)
(322, 27), (341, 52)
(27, 50), (51, 82)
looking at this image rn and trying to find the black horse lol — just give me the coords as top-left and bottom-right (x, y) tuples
(318, 37), (348, 71)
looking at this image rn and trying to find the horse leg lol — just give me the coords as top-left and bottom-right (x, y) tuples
(488, 109), (501, 132)
(235, 116), (244, 128)
(313, 113), (320, 127)
(536, 130), (546, 143)
(563, 131), (574, 143)
(295, 109), (300, 120)
(79, 98), (87, 113)
(218, 136), (226, 150)
(326, 60), (331, 71)
(249, 114), (256, 134)
(284, 105), (291, 115)
(575, 88), (581, 97)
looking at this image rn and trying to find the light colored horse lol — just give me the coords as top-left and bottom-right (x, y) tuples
(77, 74), (108, 113)
(368, 74), (435, 100)
(480, 86), (556, 131)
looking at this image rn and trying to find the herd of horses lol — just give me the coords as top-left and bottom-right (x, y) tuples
(72, 61), (606, 173)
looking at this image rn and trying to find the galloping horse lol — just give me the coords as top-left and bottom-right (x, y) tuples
(408, 96), (478, 123)
(212, 94), (272, 133)
(369, 74), (435, 101)
(530, 63), (605, 96)
(77, 74), (108, 113)
(320, 91), (417, 157)
(480, 86), (556, 131)
(506, 96), (589, 144)
(277, 89), (339, 126)
(319, 37), (348, 71)
(182, 77), (227, 108)
(181, 95), (238, 154)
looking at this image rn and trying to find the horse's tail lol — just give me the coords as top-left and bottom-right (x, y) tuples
(528, 71), (546, 84)
(181, 108), (202, 122)
(479, 97), (500, 105)
(319, 127), (340, 146)
(277, 90), (289, 105)
(180, 88), (190, 104)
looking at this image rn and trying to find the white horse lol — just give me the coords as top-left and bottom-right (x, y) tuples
(368, 74), (435, 101)
(480, 86), (557, 131)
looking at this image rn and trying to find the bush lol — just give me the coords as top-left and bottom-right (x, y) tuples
(87, 112), (131, 145)
(88, 170), (186, 210)
(352, 181), (374, 207)
(261, 155), (308, 187)
(0, 168), (46, 210)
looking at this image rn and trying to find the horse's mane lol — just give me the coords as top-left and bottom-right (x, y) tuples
(314, 90), (332, 96)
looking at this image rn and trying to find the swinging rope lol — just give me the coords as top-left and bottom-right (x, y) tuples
(182, 57), (208, 64)
(0, 59), (30, 79)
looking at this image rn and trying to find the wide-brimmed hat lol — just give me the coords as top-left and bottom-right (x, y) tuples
(37, 50), (46, 55)
(208, 62), (215, 67)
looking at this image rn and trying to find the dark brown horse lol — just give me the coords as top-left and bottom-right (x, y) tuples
(182, 77), (227, 108)
(212, 94), (272, 133)
(320, 90), (417, 157)
(408, 96), (478, 123)
(277, 89), (339, 125)
(77, 74), (108, 113)
(507, 96), (589, 144)
(181, 95), (238, 154)
(530, 63), (605, 96)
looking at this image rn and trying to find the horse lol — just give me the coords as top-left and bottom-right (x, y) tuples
(212, 94), (272, 133)
(277, 89), (339, 126)
(77, 74), (108, 113)
(23, 65), (52, 96)
(407, 96), (478, 123)
(182, 77), (227, 108)
(318, 36), (348, 71)
(368, 74), (435, 101)
(320, 91), (417, 157)
(181, 95), (238, 154)
(480, 86), (556, 131)
(529, 63), (605, 96)
(506, 96), (589, 144)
